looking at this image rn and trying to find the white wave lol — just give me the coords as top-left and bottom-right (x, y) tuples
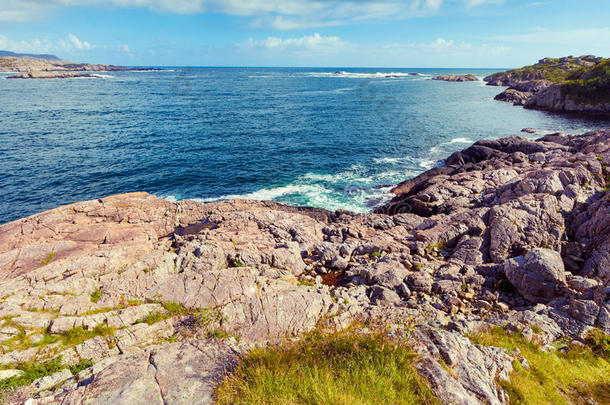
(448, 137), (473, 144)
(89, 74), (114, 79)
(194, 183), (332, 203)
(305, 71), (425, 79)
(373, 157), (402, 164)
(428, 137), (474, 154)
(161, 195), (178, 202)
(372, 155), (438, 170)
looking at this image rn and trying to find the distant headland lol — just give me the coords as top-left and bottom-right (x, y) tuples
(0, 50), (161, 79)
(484, 55), (610, 115)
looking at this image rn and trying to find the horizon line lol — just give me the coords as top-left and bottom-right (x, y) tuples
(120, 65), (512, 69)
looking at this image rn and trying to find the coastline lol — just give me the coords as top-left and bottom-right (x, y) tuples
(0, 128), (608, 403)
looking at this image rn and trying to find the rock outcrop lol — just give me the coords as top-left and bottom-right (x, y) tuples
(8, 71), (98, 79)
(0, 129), (609, 403)
(0, 56), (159, 76)
(432, 74), (479, 82)
(485, 56), (610, 115)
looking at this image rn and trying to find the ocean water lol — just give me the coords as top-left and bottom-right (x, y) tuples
(1, 67), (609, 224)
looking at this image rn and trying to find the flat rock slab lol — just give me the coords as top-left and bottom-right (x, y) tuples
(38, 338), (240, 405)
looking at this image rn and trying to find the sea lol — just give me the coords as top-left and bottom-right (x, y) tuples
(1, 67), (609, 224)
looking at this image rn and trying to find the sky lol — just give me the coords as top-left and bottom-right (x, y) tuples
(0, 0), (609, 67)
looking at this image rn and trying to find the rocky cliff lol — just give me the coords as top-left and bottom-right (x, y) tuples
(485, 56), (610, 115)
(0, 129), (608, 403)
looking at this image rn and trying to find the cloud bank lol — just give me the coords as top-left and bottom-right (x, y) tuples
(0, 0), (499, 26)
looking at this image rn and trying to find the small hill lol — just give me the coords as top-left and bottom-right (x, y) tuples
(0, 50), (60, 61)
(485, 55), (610, 115)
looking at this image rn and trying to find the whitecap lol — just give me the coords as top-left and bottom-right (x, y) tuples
(304, 72), (421, 79)
(89, 74), (114, 79)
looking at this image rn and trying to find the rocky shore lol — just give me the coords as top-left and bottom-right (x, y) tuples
(485, 56), (610, 115)
(0, 129), (608, 403)
(7, 71), (98, 79)
(432, 74), (479, 82)
(0, 56), (159, 79)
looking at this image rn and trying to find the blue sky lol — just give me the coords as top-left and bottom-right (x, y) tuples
(1, 0), (609, 67)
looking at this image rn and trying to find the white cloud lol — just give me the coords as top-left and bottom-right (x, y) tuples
(0, 33), (95, 55)
(119, 44), (130, 53)
(242, 32), (348, 53)
(0, 0), (447, 27)
(383, 38), (473, 53)
(68, 33), (92, 50)
(463, 0), (504, 7)
(0, 34), (52, 53)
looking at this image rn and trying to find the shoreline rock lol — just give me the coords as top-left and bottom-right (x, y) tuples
(7, 70), (98, 79)
(432, 73), (479, 82)
(0, 55), (162, 78)
(484, 56), (610, 115)
(1, 129), (609, 403)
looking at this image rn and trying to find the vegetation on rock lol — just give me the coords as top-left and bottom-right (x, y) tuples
(0, 357), (93, 394)
(562, 59), (610, 102)
(485, 56), (604, 84)
(470, 326), (610, 405)
(215, 330), (439, 405)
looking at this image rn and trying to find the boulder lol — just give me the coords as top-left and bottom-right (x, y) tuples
(504, 248), (566, 303)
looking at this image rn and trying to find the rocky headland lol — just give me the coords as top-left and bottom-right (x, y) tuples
(485, 55), (610, 115)
(7, 71), (99, 80)
(0, 55), (159, 79)
(432, 74), (479, 82)
(0, 129), (609, 403)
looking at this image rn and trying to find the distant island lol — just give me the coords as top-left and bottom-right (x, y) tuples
(432, 73), (479, 82)
(484, 55), (610, 115)
(0, 50), (160, 79)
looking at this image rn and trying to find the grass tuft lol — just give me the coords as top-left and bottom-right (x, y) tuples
(0, 357), (94, 394)
(61, 325), (114, 347)
(90, 289), (102, 303)
(215, 330), (439, 405)
(469, 326), (610, 405)
(39, 252), (55, 268)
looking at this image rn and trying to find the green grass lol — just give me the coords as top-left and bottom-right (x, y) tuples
(562, 59), (610, 103)
(68, 359), (94, 375)
(38, 252), (55, 268)
(469, 326), (610, 405)
(215, 330), (439, 405)
(369, 251), (382, 259)
(0, 357), (94, 394)
(138, 302), (222, 331)
(61, 325), (114, 347)
(297, 279), (315, 287)
(487, 57), (600, 84)
(0, 357), (64, 392)
(90, 289), (102, 303)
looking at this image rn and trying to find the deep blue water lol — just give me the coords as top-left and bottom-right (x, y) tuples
(1, 67), (609, 224)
